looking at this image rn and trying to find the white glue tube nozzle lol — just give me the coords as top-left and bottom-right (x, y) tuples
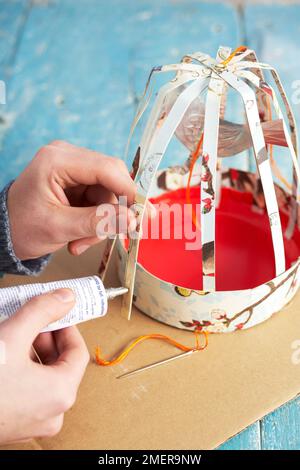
(105, 287), (128, 300)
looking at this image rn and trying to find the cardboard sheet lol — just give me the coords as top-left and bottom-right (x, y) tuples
(1, 244), (300, 450)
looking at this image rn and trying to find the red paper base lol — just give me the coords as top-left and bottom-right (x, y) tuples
(135, 186), (300, 291)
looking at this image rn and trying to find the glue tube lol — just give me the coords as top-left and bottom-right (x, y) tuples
(0, 276), (127, 332)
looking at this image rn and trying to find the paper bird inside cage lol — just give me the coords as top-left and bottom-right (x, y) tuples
(100, 45), (300, 334)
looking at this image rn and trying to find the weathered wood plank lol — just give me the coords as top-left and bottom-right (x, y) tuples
(260, 397), (300, 450)
(219, 422), (261, 450)
(0, 0), (135, 185)
(0, 0), (31, 152)
(0, 0), (239, 185)
(0, 0), (31, 77)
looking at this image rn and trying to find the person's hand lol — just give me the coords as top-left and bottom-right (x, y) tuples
(0, 288), (89, 444)
(7, 140), (137, 260)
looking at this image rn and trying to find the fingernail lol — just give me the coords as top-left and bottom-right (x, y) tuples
(76, 245), (89, 255)
(53, 288), (75, 303)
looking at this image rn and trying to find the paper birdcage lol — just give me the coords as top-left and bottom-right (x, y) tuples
(101, 46), (300, 333)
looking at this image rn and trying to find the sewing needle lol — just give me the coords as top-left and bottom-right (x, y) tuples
(117, 348), (199, 379)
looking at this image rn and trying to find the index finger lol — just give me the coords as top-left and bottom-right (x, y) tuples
(47, 142), (137, 206)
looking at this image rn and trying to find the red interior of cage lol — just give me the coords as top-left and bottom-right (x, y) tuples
(127, 185), (300, 291)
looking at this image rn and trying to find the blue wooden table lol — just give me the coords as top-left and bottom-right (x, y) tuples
(0, 0), (299, 449)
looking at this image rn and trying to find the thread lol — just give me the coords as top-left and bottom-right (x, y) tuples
(95, 329), (208, 367)
(221, 45), (247, 67)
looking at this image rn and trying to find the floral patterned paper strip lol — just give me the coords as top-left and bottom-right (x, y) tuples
(216, 48), (232, 200)
(139, 71), (204, 163)
(221, 69), (286, 276)
(229, 49), (266, 175)
(234, 60), (299, 237)
(121, 76), (209, 320)
(235, 67), (300, 239)
(200, 46), (231, 291)
(124, 63), (208, 165)
(267, 68), (298, 238)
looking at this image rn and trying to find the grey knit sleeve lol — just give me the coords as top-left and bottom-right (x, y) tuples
(0, 181), (51, 276)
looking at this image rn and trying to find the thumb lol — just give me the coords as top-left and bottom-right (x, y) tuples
(5, 289), (75, 346)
